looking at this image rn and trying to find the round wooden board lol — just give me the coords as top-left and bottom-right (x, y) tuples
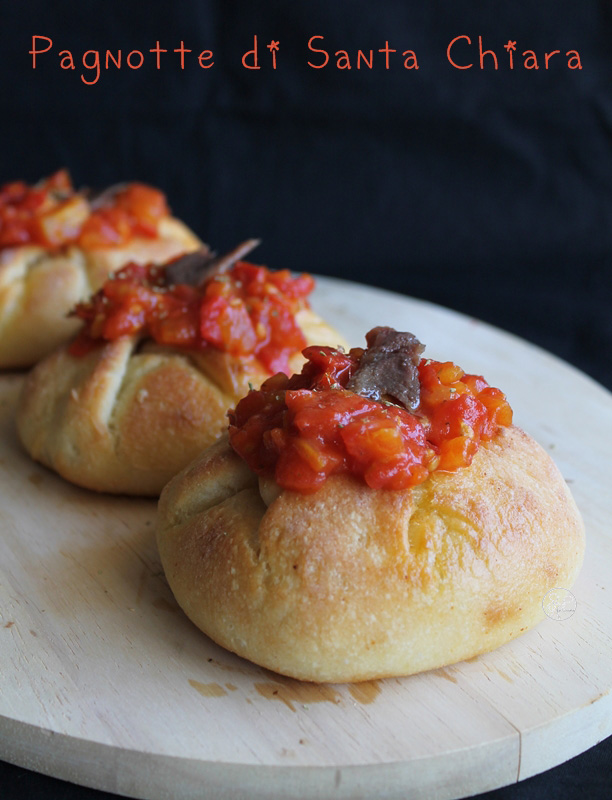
(1, 277), (611, 800)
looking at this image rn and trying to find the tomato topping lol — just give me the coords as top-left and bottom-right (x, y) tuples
(0, 171), (168, 250)
(228, 345), (513, 493)
(69, 260), (315, 374)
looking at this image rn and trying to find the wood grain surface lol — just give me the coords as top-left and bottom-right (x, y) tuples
(1, 277), (611, 800)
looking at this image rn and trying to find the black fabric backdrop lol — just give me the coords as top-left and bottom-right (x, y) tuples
(1, 1), (611, 798)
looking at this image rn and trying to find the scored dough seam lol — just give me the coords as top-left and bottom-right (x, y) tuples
(92, 338), (140, 433)
(0, 249), (50, 338)
(79, 248), (103, 298)
(183, 351), (236, 407)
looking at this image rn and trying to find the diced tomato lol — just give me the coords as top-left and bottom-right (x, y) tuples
(69, 259), (316, 379)
(228, 344), (513, 494)
(32, 195), (91, 248)
(0, 171), (169, 250)
(43, 169), (73, 194)
(437, 435), (479, 471)
(200, 293), (258, 355)
(150, 308), (200, 347)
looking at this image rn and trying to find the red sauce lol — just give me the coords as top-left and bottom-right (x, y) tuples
(0, 170), (168, 250)
(228, 344), (513, 493)
(69, 260), (315, 375)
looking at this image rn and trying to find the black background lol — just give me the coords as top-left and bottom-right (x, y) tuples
(1, 1), (611, 798)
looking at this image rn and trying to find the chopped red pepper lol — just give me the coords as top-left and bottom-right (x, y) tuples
(0, 170), (168, 250)
(228, 343), (513, 493)
(69, 260), (315, 375)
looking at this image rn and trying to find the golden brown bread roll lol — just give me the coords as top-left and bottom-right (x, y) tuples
(0, 171), (202, 368)
(16, 307), (346, 496)
(156, 329), (585, 683)
(156, 427), (584, 683)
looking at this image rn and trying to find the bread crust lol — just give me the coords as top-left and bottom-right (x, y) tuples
(0, 217), (201, 369)
(156, 427), (585, 682)
(16, 309), (347, 496)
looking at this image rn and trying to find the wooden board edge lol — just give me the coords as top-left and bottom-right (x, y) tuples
(0, 712), (519, 800)
(518, 687), (612, 780)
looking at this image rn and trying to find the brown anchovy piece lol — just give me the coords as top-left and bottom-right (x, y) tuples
(87, 182), (131, 209)
(346, 326), (425, 411)
(163, 247), (215, 286)
(164, 238), (261, 287)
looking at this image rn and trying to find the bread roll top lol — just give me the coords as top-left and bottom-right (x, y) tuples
(157, 426), (585, 682)
(16, 306), (346, 495)
(0, 217), (202, 368)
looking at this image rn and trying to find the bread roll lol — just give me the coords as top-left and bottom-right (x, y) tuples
(16, 308), (346, 495)
(0, 217), (201, 369)
(156, 425), (584, 683)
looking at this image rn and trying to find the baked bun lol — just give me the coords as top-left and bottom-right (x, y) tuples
(17, 292), (346, 495)
(157, 427), (584, 683)
(156, 329), (585, 683)
(0, 173), (201, 368)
